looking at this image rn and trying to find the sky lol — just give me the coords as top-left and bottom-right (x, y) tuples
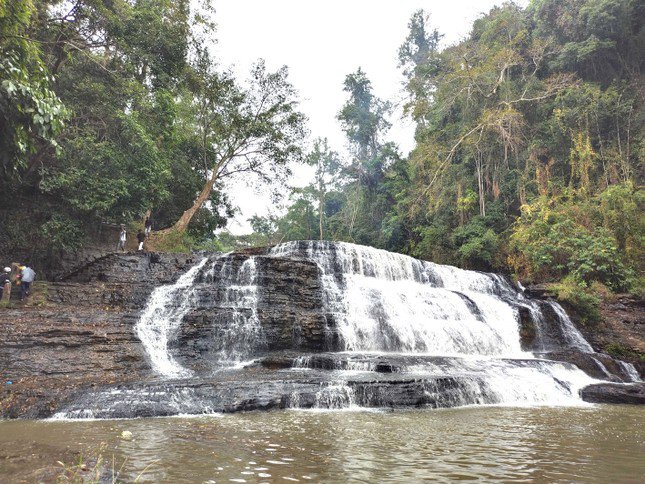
(211, 0), (529, 234)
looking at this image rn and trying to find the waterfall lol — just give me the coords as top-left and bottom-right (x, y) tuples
(210, 256), (266, 365)
(135, 257), (208, 378)
(270, 241), (526, 356)
(546, 301), (594, 353)
(619, 361), (642, 382)
(590, 356), (613, 379)
(93, 239), (639, 419)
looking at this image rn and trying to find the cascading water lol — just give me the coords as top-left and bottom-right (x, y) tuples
(60, 239), (639, 420)
(209, 256), (266, 365)
(271, 241), (526, 356)
(269, 241), (600, 406)
(135, 257), (208, 378)
(546, 301), (594, 353)
(619, 361), (642, 382)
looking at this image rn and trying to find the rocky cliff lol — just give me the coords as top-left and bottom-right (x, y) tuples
(0, 248), (643, 419)
(0, 253), (196, 418)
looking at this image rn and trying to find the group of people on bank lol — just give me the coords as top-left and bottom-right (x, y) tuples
(117, 216), (153, 252)
(1, 217), (153, 304)
(0, 263), (36, 302)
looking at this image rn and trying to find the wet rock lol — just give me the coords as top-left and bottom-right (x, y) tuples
(543, 350), (635, 382)
(51, 372), (507, 419)
(572, 295), (644, 379)
(580, 383), (645, 404)
(2, 245), (643, 419)
(0, 252), (195, 419)
(518, 306), (537, 351)
(524, 284), (556, 298)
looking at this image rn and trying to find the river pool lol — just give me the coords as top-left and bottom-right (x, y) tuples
(1, 405), (643, 482)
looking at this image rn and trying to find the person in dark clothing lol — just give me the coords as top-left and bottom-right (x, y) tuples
(137, 229), (146, 251)
(144, 216), (153, 236)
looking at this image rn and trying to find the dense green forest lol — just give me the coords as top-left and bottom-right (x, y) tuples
(1, 1), (643, 309)
(245, 0), (644, 311)
(1, 0), (305, 255)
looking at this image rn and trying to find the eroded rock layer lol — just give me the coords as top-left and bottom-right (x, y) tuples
(1, 243), (642, 419)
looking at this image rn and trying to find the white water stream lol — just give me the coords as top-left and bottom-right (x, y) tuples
(270, 241), (591, 357)
(135, 257), (208, 377)
(211, 256), (266, 364)
(131, 241), (634, 410)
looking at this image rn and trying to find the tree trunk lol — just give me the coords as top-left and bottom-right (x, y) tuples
(319, 192), (324, 240)
(171, 173), (218, 233)
(457, 183), (464, 227)
(476, 155), (486, 217)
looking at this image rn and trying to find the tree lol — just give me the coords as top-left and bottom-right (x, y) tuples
(166, 51), (307, 233)
(334, 68), (400, 245)
(398, 9), (443, 122)
(305, 138), (342, 240)
(337, 67), (392, 172)
(37, 0), (193, 225)
(0, 0), (67, 181)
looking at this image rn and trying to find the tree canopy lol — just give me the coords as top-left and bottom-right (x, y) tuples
(1, 0), (642, 301)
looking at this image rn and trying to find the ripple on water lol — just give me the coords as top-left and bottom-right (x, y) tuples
(0, 407), (643, 482)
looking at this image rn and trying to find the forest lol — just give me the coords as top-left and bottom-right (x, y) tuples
(1, 0), (643, 315)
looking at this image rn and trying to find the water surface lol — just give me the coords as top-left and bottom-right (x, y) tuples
(1, 406), (643, 482)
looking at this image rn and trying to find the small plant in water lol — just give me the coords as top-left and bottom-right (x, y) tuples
(57, 443), (157, 483)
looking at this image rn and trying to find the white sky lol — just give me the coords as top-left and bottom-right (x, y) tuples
(212, 0), (529, 234)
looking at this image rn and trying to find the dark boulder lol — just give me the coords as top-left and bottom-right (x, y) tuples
(524, 284), (556, 299)
(580, 383), (645, 404)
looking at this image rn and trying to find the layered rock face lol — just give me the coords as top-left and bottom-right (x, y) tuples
(0, 253), (196, 418)
(174, 254), (328, 373)
(0, 242), (643, 419)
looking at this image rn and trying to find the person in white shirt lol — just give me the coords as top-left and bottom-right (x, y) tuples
(117, 225), (127, 252)
(19, 264), (36, 301)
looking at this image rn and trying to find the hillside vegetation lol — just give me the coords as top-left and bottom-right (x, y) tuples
(1, 1), (643, 310)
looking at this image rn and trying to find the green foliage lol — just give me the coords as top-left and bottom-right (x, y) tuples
(40, 214), (85, 252)
(337, 68), (391, 164)
(552, 276), (601, 325)
(604, 342), (645, 361)
(40, 112), (171, 222)
(410, 224), (453, 264)
(0, 0), (68, 178)
(509, 184), (640, 292)
(0, 0), (306, 258)
(1, 0), (643, 296)
(153, 230), (195, 254)
(452, 218), (499, 270)
(167, 47), (306, 232)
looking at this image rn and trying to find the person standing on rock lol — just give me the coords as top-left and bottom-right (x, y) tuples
(137, 229), (146, 251)
(117, 225), (127, 252)
(144, 216), (153, 236)
(0, 267), (11, 301)
(19, 264), (36, 301)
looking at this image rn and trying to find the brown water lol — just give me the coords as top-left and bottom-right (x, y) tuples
(1, 406), (643, 483)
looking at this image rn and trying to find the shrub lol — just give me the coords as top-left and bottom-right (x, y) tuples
(508, 186), (637, 290)
(552, 276), (601, 325)
(41, 214), (85, 252)
(150, 230), (195, 253)
(451, 217), (499, 270)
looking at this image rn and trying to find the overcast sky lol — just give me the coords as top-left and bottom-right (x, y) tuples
(212, 0), (529, 234)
